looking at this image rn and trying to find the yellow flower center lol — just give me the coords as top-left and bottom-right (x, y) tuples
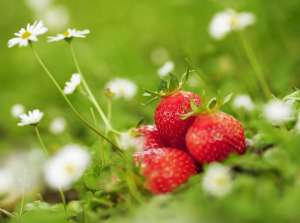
(230, 16), (239, 29)
(64, 164), (76, 175)
(63, 31), (70, 37)
(215, 177), (226, 186)
(21, 31), (32, 39)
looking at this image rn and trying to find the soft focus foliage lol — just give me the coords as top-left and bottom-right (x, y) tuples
(1, 0), (300, 222)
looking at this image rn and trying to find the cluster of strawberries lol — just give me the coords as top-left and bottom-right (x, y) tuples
(134, 90), (246, 194)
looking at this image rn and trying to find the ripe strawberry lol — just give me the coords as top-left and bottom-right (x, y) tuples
(137, 125), (164, 150)
(134, 147), (197, 194)
(154, 91), (201, 149)
(186, 112), (246, 163)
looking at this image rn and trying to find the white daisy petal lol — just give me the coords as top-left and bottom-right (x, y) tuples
(11, 104), (25, 118)
(48, 28), (90, 43)
(263, 100), (294, 125)
(158, 60), (174, 77)
(18, 109), (44, 126)
(64, 73), (81, 95)
(202, 163), (232, 197)
(232, 94), (255, 112)
(8, 20), (48, 48)
(105, 78), (137, 100)
(209, 9), (256, 40)
(49, 117), (66, 135)
(44, 144), (90, 190)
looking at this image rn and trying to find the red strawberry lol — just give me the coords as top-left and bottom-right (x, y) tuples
(154, 91), (201, 149)
(134, 147), (197, 194)
(186, 112), (246, 163)
(137, 125), (164, 150)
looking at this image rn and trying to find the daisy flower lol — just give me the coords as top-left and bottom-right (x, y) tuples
(158, 60), (174, 77)
(8, 20), (48, 48)
(105, 78), (137, 100)
(0, 149), (45, 204)
(25, 0), (52, 13)
(232, 94), (255, 112)
(263, 99), (294, 125)
(11, 104), (25, 118)
(202, 163), (232, 197)
(118, 131), (144, 151)
(49, 117), (66, 135)
(43, 6), (70, 31)
(44, 144), (90, 190)
(64, 73), (81, 95)
(48, 28), (90, 42)
(209, 9), (255, 40)
(18, 109), (44, 126)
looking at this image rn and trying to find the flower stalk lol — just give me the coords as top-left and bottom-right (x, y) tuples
(30, 44), (123, 154)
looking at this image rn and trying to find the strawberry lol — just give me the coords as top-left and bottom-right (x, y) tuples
(186, 111), (246, 163)
(134, 147), (197, 194)
(137, 125), (164, 150)
(154, 91), (201, 149)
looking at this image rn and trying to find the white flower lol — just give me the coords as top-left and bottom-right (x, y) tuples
(64, 73), (81, 95)
(232, 94), (255, 112)
(44, 144), (90, 190)
(49, 117), (66, 135)
(105, 78), (137, 100)
(202, 163), (232, 197)
(11, 104), (25, 118)
(209, 9), (255, 40)
(150, 47), (169, 65)
(18, 109), (44, 126)
(158, 60), (174, 77)
(0, 149), (45, 205)
(118, 132), (144, 151)
(263, 100), (294, 125)
(48, 28), (90, 42)
(0, 169), (13, 195)
(8, 20), (48, 48)
(25, 0), (52, 13)
(43, 6), (70, 31)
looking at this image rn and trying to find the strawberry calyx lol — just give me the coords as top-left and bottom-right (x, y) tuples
(142, 67), (191, 105)
(181, 93), (234, 120)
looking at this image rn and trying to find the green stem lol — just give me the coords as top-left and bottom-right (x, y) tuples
(30, 45), (123, 154)
(238, 32), (272, 99)
(69, 43), (112, 131)
(19, 189), (25, 218)
(59, 189), (67, 214)
(34, 126), (48, 155)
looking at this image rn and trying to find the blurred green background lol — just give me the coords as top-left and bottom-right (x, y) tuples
(1, 0), (300, 151)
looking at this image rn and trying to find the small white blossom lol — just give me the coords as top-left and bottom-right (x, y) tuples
(49, 117), (66, 135)
(202, 163), (232, 197)
(209, 9), (255, 40)
(48, 28), (90, 42)
(263, 100), (294, 125)
(0, 149), (45, 204)
(44, 144), (90, 190)
(150, 47), (169, 65)
(64, 73), (81, 95)
(11, 104), (25, 118)
(43, 6), (70, 31)
(25, 0), (52, 13)
(8, 21), (48, 48)
(158, 60), (174, 77)
(18, 109), (44, 126)
(232, 94), (255, 112)
(105, 78), (137, 100)
(118, 132), (144, 151)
